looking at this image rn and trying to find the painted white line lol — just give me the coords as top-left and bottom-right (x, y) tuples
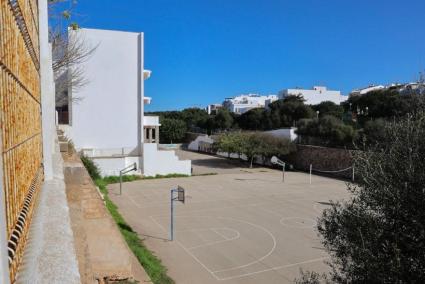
(123, 192), (142, 208)
(211, 217), (277, 273)
(187, 228), (241, 250)
(216, 257), (328, 281)
(150, 215), (220, 280)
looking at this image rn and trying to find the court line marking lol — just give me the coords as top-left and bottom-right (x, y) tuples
(186, 228), (241, 250)
(216, 257), (328, 281)
(149, 215), (221, 280)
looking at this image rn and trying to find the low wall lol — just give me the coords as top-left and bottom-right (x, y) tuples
(286, 145), (354, 179)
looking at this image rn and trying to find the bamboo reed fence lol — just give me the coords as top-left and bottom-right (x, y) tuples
(0, 0), (43, 281)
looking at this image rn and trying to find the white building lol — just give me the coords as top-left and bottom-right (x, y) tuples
(349, 85), (385, 97)
(279, 86), (344, 105)
(206, 103), (223, 115)
(223, 94), (278, 114)
(60, 28), (191, 176)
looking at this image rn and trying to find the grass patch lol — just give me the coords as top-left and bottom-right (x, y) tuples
(192, 172), (218, 176)
(142, 173), (189, 179)
(102, 175), (143, 184)
(95, 178), (174, 284)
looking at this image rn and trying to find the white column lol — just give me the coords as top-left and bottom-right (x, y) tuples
(156, 126), (159, 145)
(39, 0), (55, 180)
(0, 132), (10, 283)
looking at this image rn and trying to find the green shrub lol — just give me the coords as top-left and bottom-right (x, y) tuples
(80, 154), (101, 180)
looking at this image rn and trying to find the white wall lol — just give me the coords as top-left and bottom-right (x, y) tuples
(93, 156), (141, 177)
(143, 144), (191, 176)
(264, 128), (298, 141)
(280, 86), (343, 105)
(188, 135), (214, 151)
(69, 28), (142, 150)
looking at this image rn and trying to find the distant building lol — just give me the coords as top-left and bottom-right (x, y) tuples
(206, 104), (223, 115)
(349, 85), (385, 97)
(350, 82), (425, 97)
(223, 94), (278, 114)
(279, 86), (344, 105)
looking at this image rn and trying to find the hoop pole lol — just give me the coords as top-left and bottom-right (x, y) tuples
(309, 164), (312, 184)
(119, 172), (122, 195)
(282, 163), (285, 183)
(352, 166), (355, 182)
(170, 190), (174, 241)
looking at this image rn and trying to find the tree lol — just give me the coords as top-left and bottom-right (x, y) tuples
(48, 0), (97, 107)
(314, 112), (425, 283)
(214, 109), (234, 130)
(312, 101), (344, 119)
(159, 118), (187, 144)
(237, 108), (266, 130)
(296, 115), (356, 147)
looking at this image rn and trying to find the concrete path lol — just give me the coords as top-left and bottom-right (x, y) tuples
(63, 153), (150, 283)
(109, 152), (350, 284)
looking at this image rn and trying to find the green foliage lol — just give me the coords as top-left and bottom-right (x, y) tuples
(316, 113), (425, 283)
(214, 109), (234, 130)
(215, 132), (295, 168)
(360, 118), (387, 146)
(80, 155), (101, 179)
(159, 118), (187, 143)
(312, 101), (344, 118)
(237, 95), (315, 130)
(295, 269), (329, 284)
(343, 89), (424, 124)
(102, 175), (142, 184)
(296, 115), (356, 147)
(95, 179), (174, 284)
(142, 173), (189, 179)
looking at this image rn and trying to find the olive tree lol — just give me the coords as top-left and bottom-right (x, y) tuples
(297, 112), (425, 283)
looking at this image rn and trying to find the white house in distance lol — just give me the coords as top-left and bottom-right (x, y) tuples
(223, 94), (278, 114)
(60, 28), (191, 176)
(279, 86), (344, 105)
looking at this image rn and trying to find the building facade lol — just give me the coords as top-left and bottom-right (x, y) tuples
(279, 86), (344, 105)
(61, 28), (191, 176)
(223, 94), (278, 114)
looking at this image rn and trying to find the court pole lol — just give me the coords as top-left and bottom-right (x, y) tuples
(309, 164), (312, 184)
(170, 190), (174, 241)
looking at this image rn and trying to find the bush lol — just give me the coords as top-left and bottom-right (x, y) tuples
(315, 112), (425, 282)
(80, 154), (101, 179)
(297, 115), (357, 147)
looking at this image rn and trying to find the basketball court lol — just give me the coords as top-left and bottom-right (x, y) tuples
(108, 153), (349, 283)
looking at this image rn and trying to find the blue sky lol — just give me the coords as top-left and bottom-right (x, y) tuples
(71, 0), (425, 111)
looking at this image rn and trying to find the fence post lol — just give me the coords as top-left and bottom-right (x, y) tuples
(352, 166), (355, 182)
(309, 164), (312, 184)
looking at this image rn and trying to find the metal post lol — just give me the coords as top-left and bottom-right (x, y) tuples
(119, 172), (122, 195)
(282, 163), (285, 183)
(352, 166), (355, 182)
(170, 189), (174, 241)
(309, 164), (312, 184)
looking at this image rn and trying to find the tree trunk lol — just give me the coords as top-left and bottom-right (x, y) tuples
(250, 156), (254, 168)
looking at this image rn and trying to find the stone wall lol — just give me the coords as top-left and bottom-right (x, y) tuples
(286, 145), (355, 179)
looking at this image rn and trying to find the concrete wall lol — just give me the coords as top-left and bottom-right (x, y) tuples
(92, 156), (141, 177)
(188, 135), (214, 151)
(264, 128), (298, 141)
(286, 144), (354, 178)
(69, 28), (142, 150)
(143, 144), (191, 176)
(280, 87), (344, 105)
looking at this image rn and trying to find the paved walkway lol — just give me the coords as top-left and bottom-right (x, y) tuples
(63, 153), (150, 283)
